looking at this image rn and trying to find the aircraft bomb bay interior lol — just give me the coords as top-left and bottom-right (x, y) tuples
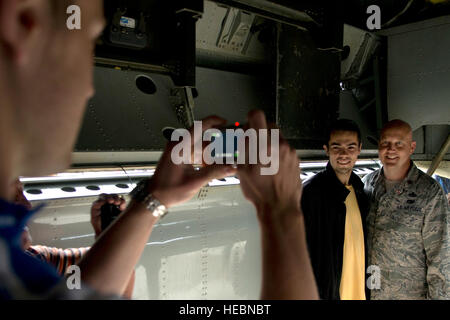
(21, 0), (450, 300)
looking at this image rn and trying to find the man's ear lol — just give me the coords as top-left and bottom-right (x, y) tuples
(410, 141), (417, 154)
(0, 0), (43, 64)
(323, 144), (329, 156)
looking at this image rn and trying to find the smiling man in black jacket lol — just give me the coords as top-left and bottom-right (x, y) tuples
(301, 119), (369, 300)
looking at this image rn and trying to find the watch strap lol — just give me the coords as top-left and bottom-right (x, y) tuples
(130, 179), (168, 218)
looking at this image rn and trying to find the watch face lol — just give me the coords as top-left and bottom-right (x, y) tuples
(151, 209), (160, 218)
(131, 183), (167, 218)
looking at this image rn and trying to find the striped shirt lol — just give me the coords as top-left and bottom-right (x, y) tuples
(26, 246), (90, 276)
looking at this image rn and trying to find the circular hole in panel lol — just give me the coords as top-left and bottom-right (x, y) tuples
(61, 187), (76, 193)
(342, 45), (350, 60)
(86, 185), (100, 191)
(135, 75), (157, 95)
(26, 189), (42, 195)
(115, 184), (129, 189)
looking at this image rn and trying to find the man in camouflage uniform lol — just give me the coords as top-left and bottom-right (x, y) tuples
(363, 120), (449, 299)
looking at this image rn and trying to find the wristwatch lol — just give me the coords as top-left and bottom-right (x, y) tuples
(130, 178), (168, 218)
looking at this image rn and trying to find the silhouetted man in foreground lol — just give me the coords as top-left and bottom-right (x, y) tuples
(0, 0), (317, 299)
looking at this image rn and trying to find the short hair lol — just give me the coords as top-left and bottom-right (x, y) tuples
(326, 119), (361, 146)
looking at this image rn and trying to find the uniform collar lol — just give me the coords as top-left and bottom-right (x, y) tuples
(379, 161), (418, 184)
(373, 160), (419, 195)
(404, 161), (420, 184)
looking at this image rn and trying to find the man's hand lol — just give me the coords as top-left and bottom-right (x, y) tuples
(236, 110), (318, 300)
(90, 194), (126, 238)
(237, 110), (302, 226)
(149, 116), (237, 208)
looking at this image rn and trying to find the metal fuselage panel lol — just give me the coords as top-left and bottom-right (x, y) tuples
(28, 185), (262, 300)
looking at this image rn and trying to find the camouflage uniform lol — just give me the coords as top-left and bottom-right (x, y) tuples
(363, 162), (449, 299)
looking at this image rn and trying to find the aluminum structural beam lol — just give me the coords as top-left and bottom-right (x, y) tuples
(427, 134), (450, 176)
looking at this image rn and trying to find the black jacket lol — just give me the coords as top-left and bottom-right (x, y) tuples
(301, 163), (369, 300)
